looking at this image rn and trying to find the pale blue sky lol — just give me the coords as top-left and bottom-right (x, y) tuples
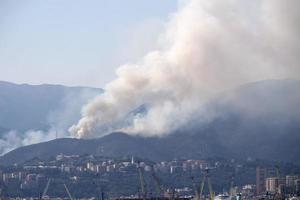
(0, 0), (177, 87)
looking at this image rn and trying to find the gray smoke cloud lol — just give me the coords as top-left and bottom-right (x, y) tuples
(70, 0), (300, 138)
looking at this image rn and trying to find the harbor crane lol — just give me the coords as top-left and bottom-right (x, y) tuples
(41, 178), (74, 200)
(150, 165), (165, 197)
(191, 176), (200, 200)
(92, 173), (106, 200)
(137, 162), (147, 200)
(199, 168), (214, 200)
(42, 178), (51, 199)
(64, 184), (74, 200)
(150, 165), (177, 200)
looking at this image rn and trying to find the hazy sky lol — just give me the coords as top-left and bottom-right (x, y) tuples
(0, 0), (176, 87)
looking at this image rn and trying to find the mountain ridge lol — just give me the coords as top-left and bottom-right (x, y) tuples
(0, 79), (299, 165)
(0, 80), (102, 131)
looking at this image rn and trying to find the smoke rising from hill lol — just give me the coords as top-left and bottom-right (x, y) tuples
(70, 0), (300, 138)
(0, 87), (101, 155)
(0, 129), (58, 155)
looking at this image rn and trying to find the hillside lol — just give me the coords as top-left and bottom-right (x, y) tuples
(0, 132), (224, 165)
(0, 79), (299, 165)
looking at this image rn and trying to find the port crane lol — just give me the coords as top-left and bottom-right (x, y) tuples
(191, 176), (200, 200)
(199, 168), (214, 200)
(150, 165), (166, 198)
(64, 184), (74, 200)
(42, 178), (51, 199)
(137, 162), (147, 200)
(92, 173), (106, 200)
(41, 178), (74, 200)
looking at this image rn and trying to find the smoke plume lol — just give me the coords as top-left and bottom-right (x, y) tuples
(70, 0), (300, 138)
(0, 129), (58, 155)
(0, 88), (100, 155)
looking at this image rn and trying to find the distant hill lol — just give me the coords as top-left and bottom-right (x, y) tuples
(0, 79), (299, 165)
(0, 132), (223, 165)
(0, 81), (102, 131)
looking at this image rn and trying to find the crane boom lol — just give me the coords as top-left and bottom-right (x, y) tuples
(150, 165), (165, 196)
(42, 178), (51, 198)
(199, 168), (214, 200)
(207, 176), (214, 200)
(137, 163), (147, 200)
(191, 176), (200, 200)
(199, 176), (205, 198)
(64, 184), (73, 200)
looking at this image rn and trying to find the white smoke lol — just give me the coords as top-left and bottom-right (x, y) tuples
(0, 129), (57, 155)
(0, 88), (101, 155)
(70, 0), (300, 138)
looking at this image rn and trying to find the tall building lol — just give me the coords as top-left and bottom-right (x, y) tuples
(266, 177), (279, 193)
(256, 167), (267, 195)
(286, 175), (298, 188)
(266, 177), (286, 194)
